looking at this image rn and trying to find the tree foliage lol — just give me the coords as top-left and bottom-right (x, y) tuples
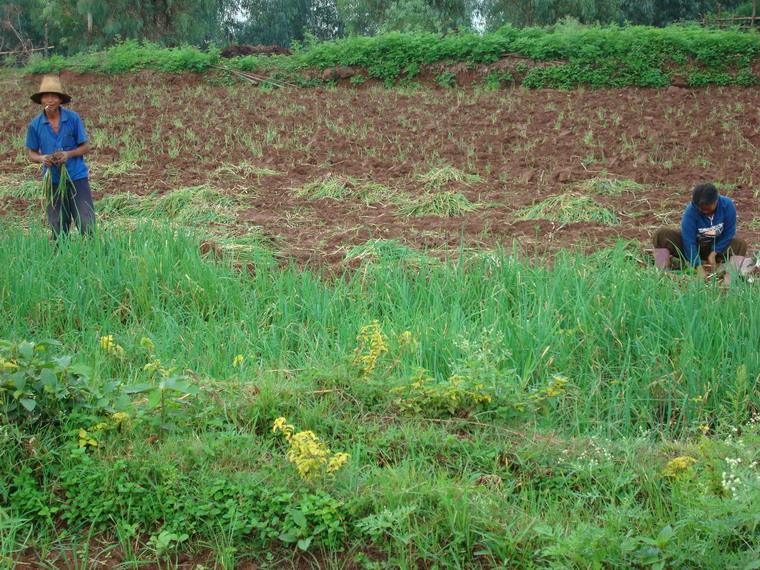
(479, 0), (750, 30)
(2, 0), (239, 54)
(1, 0), (756, 56)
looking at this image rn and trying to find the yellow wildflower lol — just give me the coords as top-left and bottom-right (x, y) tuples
(544, 374), (568, 398)
(99, 335), (126, 359)
(143, 359), (174, 377)
(272, 417), (349, 482)
(0, 357), (18, 370)
(353, 320), (388, 377)
(111, 412), (131, 428)
(272, 416), (295, 440)
(662, 456), (697, 479)
(327, 452), (350, 474)
(398, 331), (415, 348)
(139, 336), (156, 353)
(233, 354), (245, 367)
(78, 428), (99, 448)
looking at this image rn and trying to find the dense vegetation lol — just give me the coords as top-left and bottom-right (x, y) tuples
(2, 0), (756, 55)
(1, 224), (758, 566)
(22, 24), (760, 89)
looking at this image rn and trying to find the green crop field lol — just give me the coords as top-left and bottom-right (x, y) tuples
(2, 24), (760, 569)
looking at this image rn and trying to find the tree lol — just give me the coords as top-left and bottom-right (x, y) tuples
(31, 0), (238, 53)
(1, 1), (46, 55)
(480, 0), (622, 28)
(234, 0), (343, 45)
(479, 0), (748, 30)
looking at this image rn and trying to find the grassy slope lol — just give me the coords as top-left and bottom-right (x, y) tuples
(1, 224), (758, 567)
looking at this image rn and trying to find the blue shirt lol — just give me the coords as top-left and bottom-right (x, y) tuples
(25, 107), (89, 183)
(680, 195), (737, 267)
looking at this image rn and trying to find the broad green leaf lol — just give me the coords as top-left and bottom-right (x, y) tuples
(19, 342), (35, 360)
(297, 537), (312, 551)
(19, 398), (37, 412)
(147, 389), (162, 408)
(69, 364), (93, 377)
(124, 383), (154, 394)
(290, 508), (307, 528)
(53, 356), (72, 368)
(278, 532), (297, 543)
(39, 368), (58, 388)
(655, 525), (673, 547)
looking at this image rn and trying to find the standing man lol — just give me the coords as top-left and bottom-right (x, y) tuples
(26, 75), (95, 238)
(652, 183), (748, 278)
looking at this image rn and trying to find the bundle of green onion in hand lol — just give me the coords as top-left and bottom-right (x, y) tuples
(41, 151), (74, 207)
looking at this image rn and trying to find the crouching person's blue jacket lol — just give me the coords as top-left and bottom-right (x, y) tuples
(680, 195), (736, 267)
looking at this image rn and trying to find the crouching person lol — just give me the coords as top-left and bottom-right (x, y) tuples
(652, 183), (748, 279)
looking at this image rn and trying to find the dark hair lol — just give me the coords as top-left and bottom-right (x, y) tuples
(692, 183), (718, 207)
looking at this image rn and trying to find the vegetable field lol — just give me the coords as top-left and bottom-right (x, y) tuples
(0, 68), (759, 568)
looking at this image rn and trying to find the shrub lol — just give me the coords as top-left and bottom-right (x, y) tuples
(0, 339), (101, 426)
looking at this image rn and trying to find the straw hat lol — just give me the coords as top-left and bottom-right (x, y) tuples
(30, 75), (72, 104)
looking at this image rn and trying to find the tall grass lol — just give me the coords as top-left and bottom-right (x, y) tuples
(2, 224), (759, 566)
(1, 224), (757, 435)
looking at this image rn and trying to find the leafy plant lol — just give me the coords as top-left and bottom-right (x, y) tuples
(27, 26), (760, 89)
(126, 370), (198, 437)
(0, 340), (98, 426)
(435, 70), (456, 88)
(392, 369), (493, 417)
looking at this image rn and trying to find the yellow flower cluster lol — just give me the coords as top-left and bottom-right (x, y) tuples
(353, 320), (388, 376)
(272, 417), (350, 482)
(543, 374), (569, 398)
(393, 371), (492, 416)
(139, 336), (156, 353)
(662, 456), (697, 479)
(143, 359), (174, 377)
(78, 412), (132, 448)
(99, 335), (126, 359)
(398, 330), (415, 348)
(233, 354), (245, 367)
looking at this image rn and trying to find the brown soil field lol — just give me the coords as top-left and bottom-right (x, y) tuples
(2, 71), (759, 266)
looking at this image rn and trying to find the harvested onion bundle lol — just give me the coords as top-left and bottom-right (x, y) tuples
(41, 159), (75, 207)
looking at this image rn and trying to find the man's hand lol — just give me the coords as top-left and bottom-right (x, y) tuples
(41, 154), (55, 167)
(51, 151), (68, 165)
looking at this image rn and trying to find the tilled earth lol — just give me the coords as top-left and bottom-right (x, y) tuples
(2, 71), (759, 266)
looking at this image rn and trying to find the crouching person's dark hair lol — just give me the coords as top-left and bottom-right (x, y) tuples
(692, 183), (718, 207)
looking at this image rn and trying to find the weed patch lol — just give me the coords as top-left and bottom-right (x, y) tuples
(580, 177), (646, 196)
(400, 191), (479, 217)
(516, 193), (620, 225)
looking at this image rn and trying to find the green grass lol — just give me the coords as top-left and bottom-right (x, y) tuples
(295, 175), (397, 205)
(1, 224), (758, 567)
(212, 162), (281, 181)
(97, 185), (238, 225)
(580, 177), (646, 196)
(416, 165), (482, 189)
(400, 191), (479, 217)
(516, 193), (621, 225)
(1, 224), (757, 431)
(0, 173), (40, 201)
(344, 238), (438, 267)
